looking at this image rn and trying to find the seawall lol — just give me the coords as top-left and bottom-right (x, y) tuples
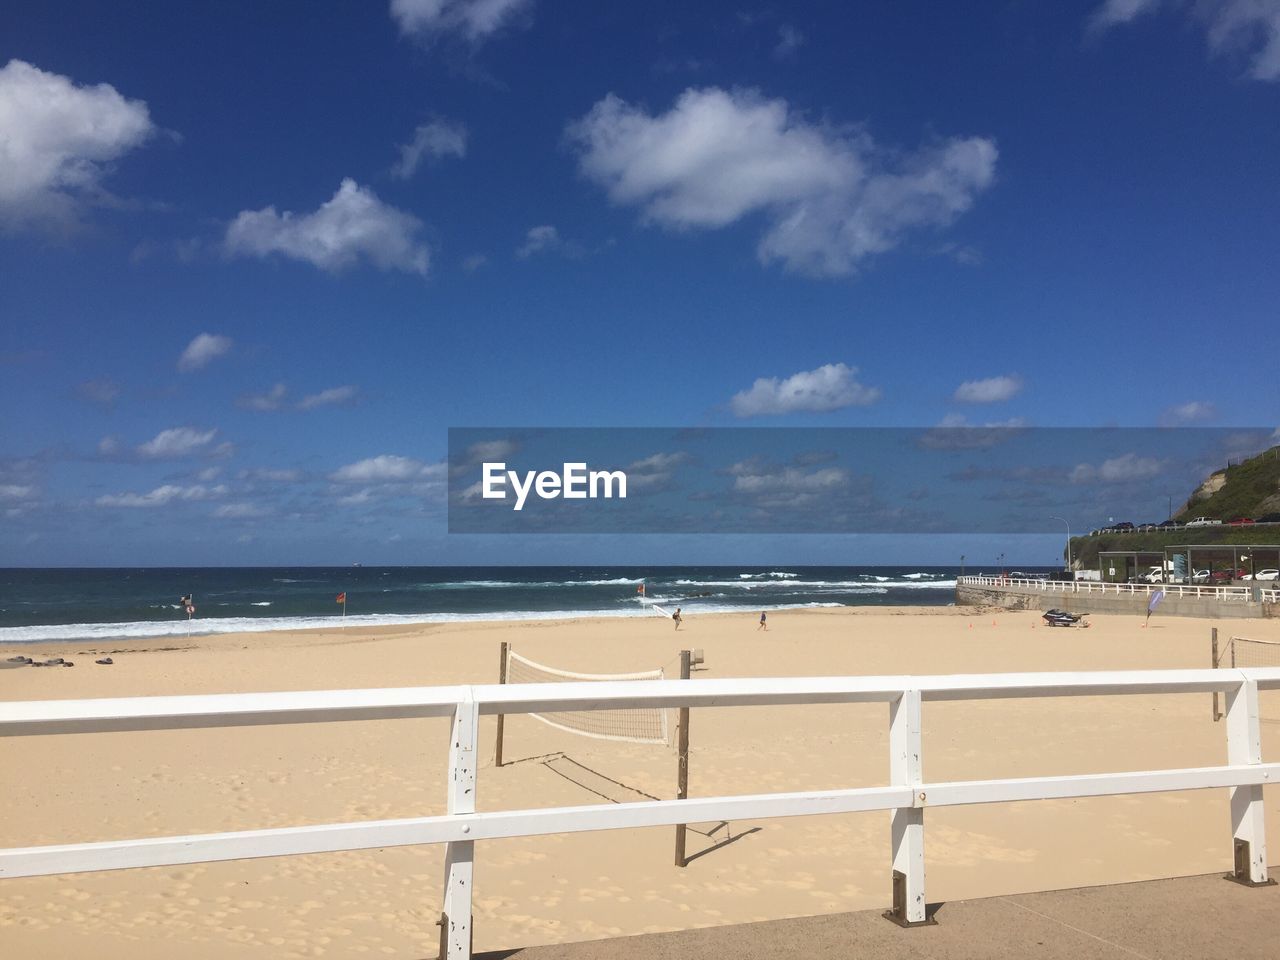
(956, 582), (1275, 620)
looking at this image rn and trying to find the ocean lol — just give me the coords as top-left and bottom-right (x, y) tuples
(0, 566), (1045, 644)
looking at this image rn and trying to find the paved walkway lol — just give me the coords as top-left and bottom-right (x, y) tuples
(480, 869), (1279, 959)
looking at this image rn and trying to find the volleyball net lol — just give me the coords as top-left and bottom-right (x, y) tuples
(502, 648), (670, 745)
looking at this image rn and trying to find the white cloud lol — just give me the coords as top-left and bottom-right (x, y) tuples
(297, 385), (359, 410)
(516, 224), (560, 258)
(239, 467), (302, 483)
(0, 484), (36, 501)
(1091, 1), (1280, 80)
(331, 454), (441, 483)
(390, 0), (532, 41)
(629, 452), (690, 472)
(98, 435), (122, 456)
(1069, 453), (1164, 484)
(917, 414), (1028, 450)
(462, 253), (489, 271)
(225, 179), (430, 275)
(567, 87), (997, 276)
(1089, 0), (1161, 29)
(730, 363), (882, 417)
(77, 377), (121, 407)
(625, 451), (691, 490)
(1162, 400), (1218, 424)
(330, 454), (447, 504)
(393, 119), (467, 179)
(731, 464), (848, 496)
(465, 440), (518, 462)
(953, 374), (1024, 403)
(936, 413), (1027, 428)
(0, 59), (155, 230)
(178, 333), (233, 371)
(515, 224), (584, 260)
(136, 426), (219, 459)
(240, 383), (288, 411)
(96, 483), (228, 508)
(774, 24), (805, 59)
(1202, 1), (1280, 79)
(237, 384), (357, 411)
(214, 502), (270, 519)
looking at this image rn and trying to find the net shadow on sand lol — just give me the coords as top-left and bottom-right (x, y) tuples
(538, 754), (761, 863)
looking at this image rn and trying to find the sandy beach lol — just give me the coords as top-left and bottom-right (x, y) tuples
(2, 606), (1278, 958)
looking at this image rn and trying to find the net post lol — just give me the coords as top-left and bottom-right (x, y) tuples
(674, 649), (691, 868)
(1211, 628), (1220, 722)
(1224, 677), (1274, 887)
(495, 642), (509, 768)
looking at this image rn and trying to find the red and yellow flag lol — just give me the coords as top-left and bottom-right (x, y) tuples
(336, 592), (346, 604)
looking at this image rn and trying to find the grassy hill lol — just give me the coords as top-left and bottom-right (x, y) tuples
(1174, 444), (1280, 522)
(1066, 443), (1280, 569)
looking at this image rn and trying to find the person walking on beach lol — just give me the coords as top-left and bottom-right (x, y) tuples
(758, 611), (767, 631)
(673, 607), (682, 630)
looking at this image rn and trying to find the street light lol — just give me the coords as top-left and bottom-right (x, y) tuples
(1050, 516), (1072, 577)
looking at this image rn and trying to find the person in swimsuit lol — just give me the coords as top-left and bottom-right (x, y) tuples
(758, 611), (767, 631)
(673, 607), (682, 630)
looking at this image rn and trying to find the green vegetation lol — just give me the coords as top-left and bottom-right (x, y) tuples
(1174, 444), (1280, 523)
(1069, 525), (1280, 570)
(1065, 444), (1280, 568)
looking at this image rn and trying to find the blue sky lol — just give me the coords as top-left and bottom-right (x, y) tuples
(2, 0), (1278, 566)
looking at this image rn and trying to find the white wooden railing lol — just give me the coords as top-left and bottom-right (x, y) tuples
(2, 669), (1279, 958)
(959, 574), (1260, 601)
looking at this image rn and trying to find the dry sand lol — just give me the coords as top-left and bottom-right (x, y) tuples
(1, 606), (1278, 958)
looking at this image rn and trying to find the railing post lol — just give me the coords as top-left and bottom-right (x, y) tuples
(885, 688), (932, 927)
(1224, 677), (1275, 887)
(440, 691), (479, 959)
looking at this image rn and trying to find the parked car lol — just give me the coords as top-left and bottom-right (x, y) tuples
(1185, 517), (1222, 527)
(1258, 513), (1280, 524)
(1209, 569), (1248, 583)
(1242, 569), (1279, 582)
(1190, 569), (1211, 583)
(1228, 517), (1255, 525)
(1112, 521), (1135, 531)
(1157, 519), (1180, 528)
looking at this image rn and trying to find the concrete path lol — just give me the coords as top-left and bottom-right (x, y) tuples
(480, 869), (1279, 959)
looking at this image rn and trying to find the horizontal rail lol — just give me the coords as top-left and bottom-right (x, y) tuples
(4, 761), (1276, 880)
(6, 669), (1280, 737)
(0, 686), (466, 736)
(923, 763), (1280, 807)
(0, 786), (914, 878)
(959, 575), (1257, 600)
